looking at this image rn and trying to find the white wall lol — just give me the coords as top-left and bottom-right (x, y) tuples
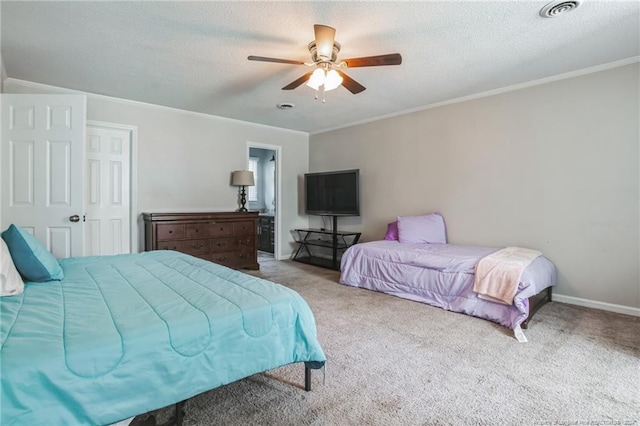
(3, 80), (310, 259)
(0, 5), (4, 93)
(0, 57), (5, 93)
(309, 63), (640, 312)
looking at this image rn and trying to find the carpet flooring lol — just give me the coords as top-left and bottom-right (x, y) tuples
(147, 259), (639, 425)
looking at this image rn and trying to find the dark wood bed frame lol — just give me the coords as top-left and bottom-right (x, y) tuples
(521, 286), (553, 329)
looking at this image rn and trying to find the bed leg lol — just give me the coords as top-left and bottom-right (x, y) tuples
(305, 366), (311, 391)
(523, 287), (554, 329)
(303, 361), (325, 392)
(174, 400), (185, 426)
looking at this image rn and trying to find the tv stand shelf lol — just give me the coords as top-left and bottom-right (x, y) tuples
(292, 228), (361, 271)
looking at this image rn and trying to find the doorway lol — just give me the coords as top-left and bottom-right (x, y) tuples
(247, 144), (279, 262)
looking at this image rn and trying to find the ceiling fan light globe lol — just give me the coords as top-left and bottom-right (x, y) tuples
(324, 69), (343, 91)
(306, 68), (325, 90)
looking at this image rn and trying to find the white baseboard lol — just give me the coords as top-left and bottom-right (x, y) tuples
(552, 293), (640, 317)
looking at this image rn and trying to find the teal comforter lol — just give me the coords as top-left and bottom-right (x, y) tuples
(0, 251), (325, 425)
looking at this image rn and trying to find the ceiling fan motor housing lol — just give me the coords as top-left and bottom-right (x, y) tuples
(308, 41), (341, 64)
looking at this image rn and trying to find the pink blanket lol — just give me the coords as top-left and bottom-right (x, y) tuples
(473, 247), (542, 305)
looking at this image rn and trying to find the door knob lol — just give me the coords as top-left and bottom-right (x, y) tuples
(69, 215), (80, 222)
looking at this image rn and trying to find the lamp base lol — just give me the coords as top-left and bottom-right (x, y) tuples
(238, 186), (248, 212)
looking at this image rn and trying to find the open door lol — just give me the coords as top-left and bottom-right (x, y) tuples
(1, 94), (86, 258)
(248, 144), (280, 261)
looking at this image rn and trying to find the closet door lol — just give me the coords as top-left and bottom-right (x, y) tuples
(84, 124), (131, 256)
(1, 94), (86, 258)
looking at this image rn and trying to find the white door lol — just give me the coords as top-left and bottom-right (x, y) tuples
(1, 94), (86, 258)
(85, 125), (131, 255)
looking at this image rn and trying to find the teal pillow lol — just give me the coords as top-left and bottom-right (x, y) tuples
(1, 224), (64, 282)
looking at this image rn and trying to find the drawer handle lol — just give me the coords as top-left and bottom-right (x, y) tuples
(217, 242), (228, 247)
(195, 228), (199, 233)
(191, 244), (205, 249)
(169, 230), (173, 234)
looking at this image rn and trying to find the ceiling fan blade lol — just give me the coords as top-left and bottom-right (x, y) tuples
(336, 70), (366, 94)
(248, 55), (305, 65)
(282, 71), (314, 90)
(314, 24), (336, 59)
(342, 53), (402, 68)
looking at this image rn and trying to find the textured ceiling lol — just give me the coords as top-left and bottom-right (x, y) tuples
(1, 1), (639, 133)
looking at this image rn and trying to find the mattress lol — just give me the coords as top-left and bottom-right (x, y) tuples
(0, 251), (325, 425)
(340, 240), (556, 329)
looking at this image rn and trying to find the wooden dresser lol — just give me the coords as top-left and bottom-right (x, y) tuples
(143, 212), (259, 270)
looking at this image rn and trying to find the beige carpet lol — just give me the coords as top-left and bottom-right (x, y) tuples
(149, 259), (639, 425)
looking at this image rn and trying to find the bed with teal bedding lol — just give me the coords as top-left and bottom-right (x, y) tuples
(0, 251), (326, 425)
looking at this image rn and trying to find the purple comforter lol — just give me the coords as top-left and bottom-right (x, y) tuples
(339, 241), (556, 329)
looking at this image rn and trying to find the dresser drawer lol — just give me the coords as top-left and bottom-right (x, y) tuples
(157, 224), (185, 241)
(178, 239), (210, 255)
(157, 241), (180, 251)
(210, 237), (238, 252)
(185, 223), (210, 239)
(210, 222), (234, 237)
(211, 251), (236, 266)
(157, 240), (210, 255)
(224, 249), (256, 269)
(237, 236), (255, 249)
(234, 221), (255, 236)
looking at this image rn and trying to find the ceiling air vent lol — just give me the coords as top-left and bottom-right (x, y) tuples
(540, 0), (581, 17)
(276, 103), (295, 110)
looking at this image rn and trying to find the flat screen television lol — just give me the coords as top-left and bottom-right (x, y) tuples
(305, 169), (360, 216)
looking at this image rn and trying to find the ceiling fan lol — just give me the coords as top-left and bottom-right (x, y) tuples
(248, 24), (402, 98)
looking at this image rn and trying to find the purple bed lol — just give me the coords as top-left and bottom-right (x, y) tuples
(340, 240), (556, 331)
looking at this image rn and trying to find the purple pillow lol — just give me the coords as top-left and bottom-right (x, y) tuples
(397, 213), (447, 244)
(383, 221), (399, 241)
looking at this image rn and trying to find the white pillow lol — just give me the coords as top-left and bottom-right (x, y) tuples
(1, 238), (24, 296)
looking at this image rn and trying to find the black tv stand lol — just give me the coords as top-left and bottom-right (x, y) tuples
(292, 224), (361, 271)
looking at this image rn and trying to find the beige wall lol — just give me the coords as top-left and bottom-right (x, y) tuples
(0, 57), (5, 92)
(0, 5), (4, 93)
(309, 63), (639, 310)
(3, 81), (310, 258)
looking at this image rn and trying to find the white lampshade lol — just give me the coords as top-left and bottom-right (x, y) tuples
(306, 68), (325, 91)
(231, 170), (254, 186)
(323, 69), (343, 91)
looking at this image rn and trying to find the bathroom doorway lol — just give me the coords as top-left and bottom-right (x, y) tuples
(247, 144), (279, 263)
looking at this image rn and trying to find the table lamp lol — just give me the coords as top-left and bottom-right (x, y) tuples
(231, 170), (255, 212)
